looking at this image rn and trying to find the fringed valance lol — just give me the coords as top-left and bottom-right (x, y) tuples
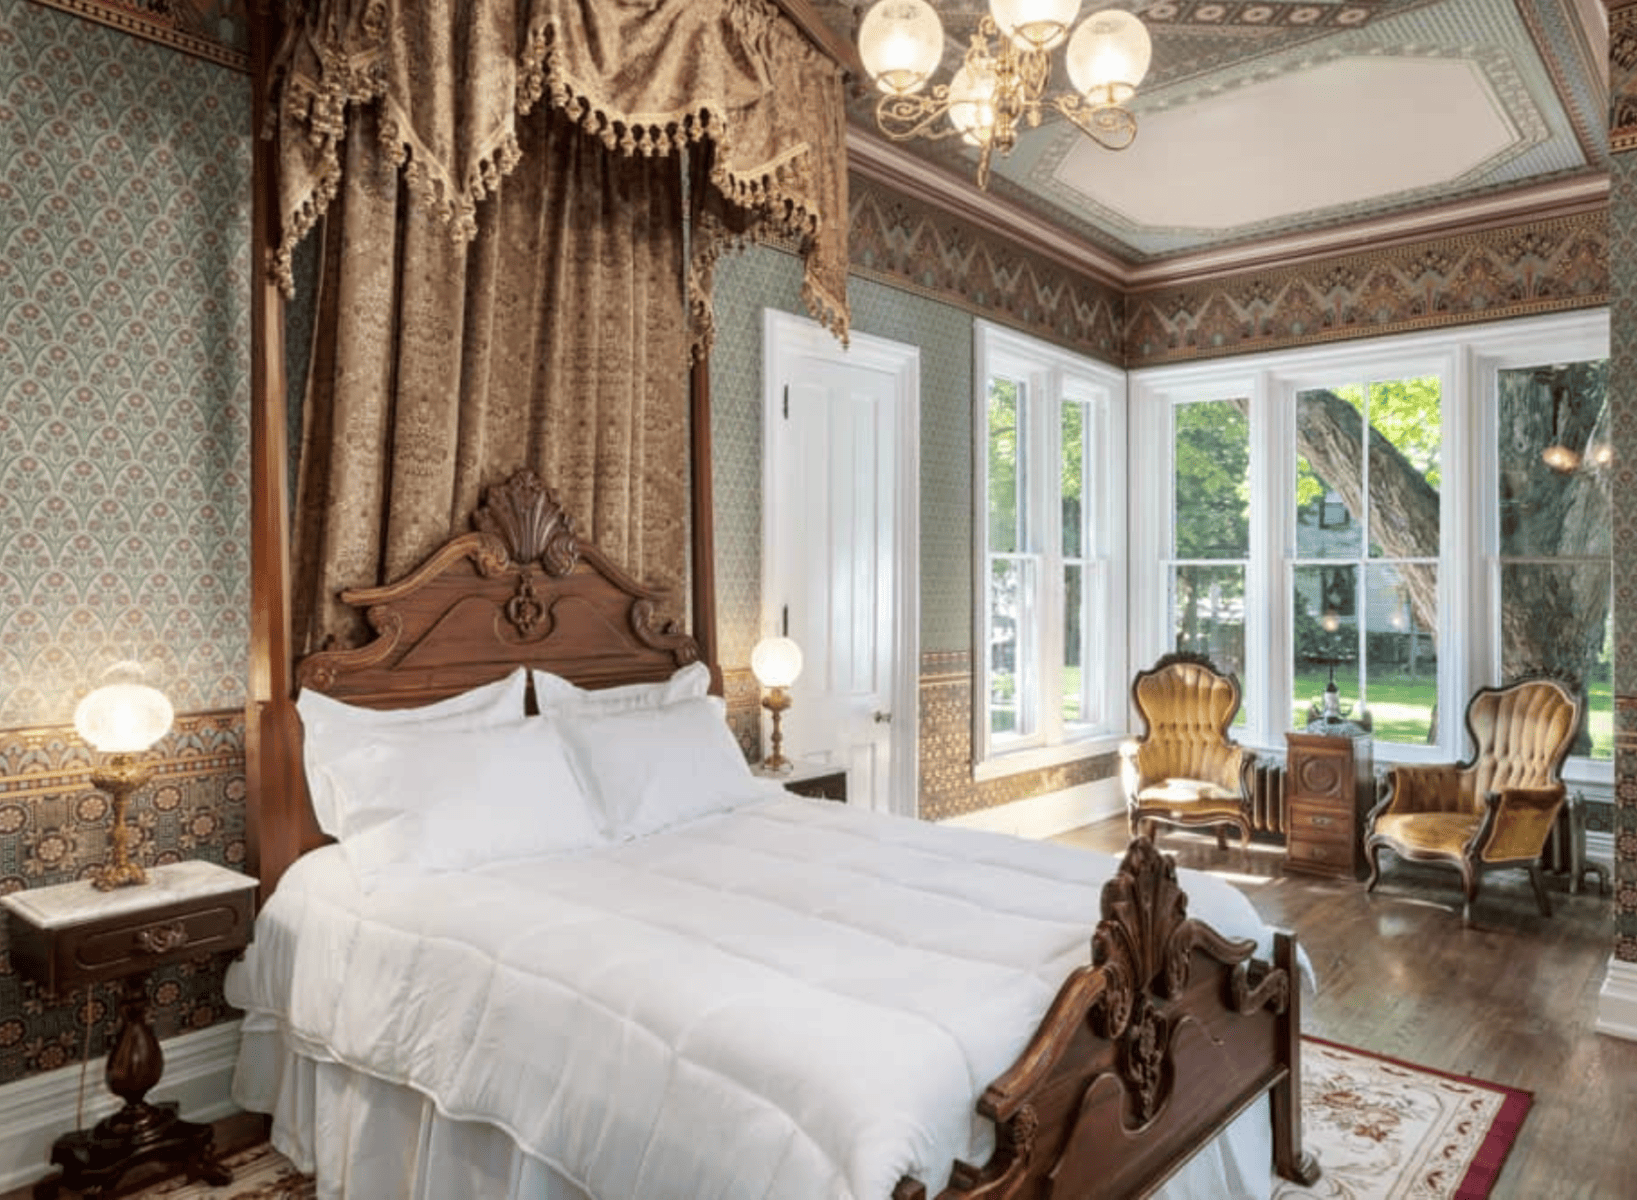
(265, 0), (850, 346)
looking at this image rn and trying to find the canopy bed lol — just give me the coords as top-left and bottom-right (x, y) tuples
(240, 4), (1319, 1197)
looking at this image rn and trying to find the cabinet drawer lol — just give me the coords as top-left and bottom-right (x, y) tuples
(10, 888), (254, 995)
(1286, 798), (1354, 841)
(1286, 837), (1354, 875)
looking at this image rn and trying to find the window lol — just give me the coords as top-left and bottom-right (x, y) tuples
(1166, 397), (1251, 723)
(1292, 375), (1442, 746)
(1495, 360), (1612, 760)
(1130, 310), (1610, 785)
(975, 322), (1124, 774)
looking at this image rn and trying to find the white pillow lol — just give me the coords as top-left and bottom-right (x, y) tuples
(298, 668), (528, 836)
(322, 719), (606, 890)
(555, 695), (780, 840)
(531, 661), (710, 718)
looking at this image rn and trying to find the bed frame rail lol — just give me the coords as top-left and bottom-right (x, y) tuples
(895, 837), (1318, 1199)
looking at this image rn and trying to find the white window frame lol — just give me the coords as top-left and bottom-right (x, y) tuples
(973, 321), (1127, 779)
(1129, 309), (1611, 790)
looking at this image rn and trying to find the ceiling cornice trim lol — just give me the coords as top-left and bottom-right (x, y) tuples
(850, 127), (1609, 295)
(846, 128), (1132, 290)
(1121, 175), (1611, 291)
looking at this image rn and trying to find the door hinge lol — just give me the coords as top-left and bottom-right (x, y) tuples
(783, 385), (789, 420)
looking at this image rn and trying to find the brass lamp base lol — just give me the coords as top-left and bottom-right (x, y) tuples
(761, 687), (793, 773)
(90, 758), (150, 892)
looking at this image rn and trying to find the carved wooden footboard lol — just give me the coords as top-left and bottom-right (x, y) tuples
(895, 837), (1318, 1200)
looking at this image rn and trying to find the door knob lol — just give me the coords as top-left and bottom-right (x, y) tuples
(873, 710), (892, 724)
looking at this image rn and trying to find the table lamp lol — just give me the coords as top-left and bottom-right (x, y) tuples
(751, 636), (803, 773)
(74, 674), (173, 890)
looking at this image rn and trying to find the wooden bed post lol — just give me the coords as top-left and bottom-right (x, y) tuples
(690, 353), (721, 693)
(246, 0), (302, 897)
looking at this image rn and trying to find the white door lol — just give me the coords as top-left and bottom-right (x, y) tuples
(763, 312), (919, 816)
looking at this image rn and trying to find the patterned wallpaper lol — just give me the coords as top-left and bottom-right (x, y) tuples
(0, 0), (252, 724)
(1607, 3), (1637, 966)
(0, 0), (252, 1089)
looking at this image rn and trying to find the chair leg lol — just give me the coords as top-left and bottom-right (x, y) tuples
(1364, 843), (1383, 894)
(1460, 863), (1481, 927)
(1215, 825), (1228, 851)
(1529, 864), (1553, 917)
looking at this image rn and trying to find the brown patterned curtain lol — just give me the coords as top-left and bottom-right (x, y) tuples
(268, 0), (848, 651)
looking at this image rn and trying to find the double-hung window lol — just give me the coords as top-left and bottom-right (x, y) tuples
(1130, 310), (1610, 792)
(974, 322), (1125, 774)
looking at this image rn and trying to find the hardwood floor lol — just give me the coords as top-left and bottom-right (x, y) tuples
(1058, 816), (1637, 1199)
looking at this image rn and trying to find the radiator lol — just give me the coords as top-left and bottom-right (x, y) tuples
(1249, 760), (1286, 836)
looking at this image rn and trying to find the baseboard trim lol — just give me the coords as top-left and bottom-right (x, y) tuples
(938, 777), (1123, 840)
(0, 1019), (242, 1193)
(1596, 958), (1637, 1042)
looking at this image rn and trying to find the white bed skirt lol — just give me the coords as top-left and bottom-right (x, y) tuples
(233, 1024), (1273, 1200)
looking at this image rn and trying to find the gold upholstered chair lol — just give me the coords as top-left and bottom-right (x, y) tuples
(1119, 653), (1254, 849)
(1364, 674), (1582, 924)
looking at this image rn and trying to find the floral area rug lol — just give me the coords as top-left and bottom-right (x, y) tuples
(139, 1142), (314, 1200)
(1275, 1036), (1532, 1200)
(109, 1035), (1528, 1200)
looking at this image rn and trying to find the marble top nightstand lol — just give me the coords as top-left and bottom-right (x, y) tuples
(2, 860), (255, 1198)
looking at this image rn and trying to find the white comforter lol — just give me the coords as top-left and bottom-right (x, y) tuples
(226, 797), (1284, 1200)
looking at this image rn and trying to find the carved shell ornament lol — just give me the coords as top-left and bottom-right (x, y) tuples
(473, 469), (581, 578)
(1091, 838), (1195, 1041)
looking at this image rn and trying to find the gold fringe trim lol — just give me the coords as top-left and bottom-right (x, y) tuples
(271, 6), (848, 343)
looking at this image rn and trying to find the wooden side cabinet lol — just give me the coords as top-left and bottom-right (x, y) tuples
(1283, 729), (1374, 880)
(757, 757), (848, 803)
(1, 860), (257, 1199)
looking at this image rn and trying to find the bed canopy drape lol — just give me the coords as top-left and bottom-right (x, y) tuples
(260, 0), (850, 651)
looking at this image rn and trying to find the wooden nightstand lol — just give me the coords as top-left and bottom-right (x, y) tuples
(1, 860), (257, 1199)
(1284, 726), (1374, 880)
(757, 758), (848, 803)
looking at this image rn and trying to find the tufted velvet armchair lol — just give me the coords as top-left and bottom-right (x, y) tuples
(1364, 675), (1582, 924)
(1120, 653), (1255, 849)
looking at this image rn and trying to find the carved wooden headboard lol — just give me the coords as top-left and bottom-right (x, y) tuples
(256, 470), (702, 897)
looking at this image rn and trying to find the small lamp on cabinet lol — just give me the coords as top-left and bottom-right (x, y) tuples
(74, 670), (173, 890)
(751, 636), (803, 774)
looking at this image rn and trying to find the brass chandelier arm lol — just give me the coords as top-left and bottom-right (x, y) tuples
(875, 89), (966, 143)
(1050, 93), (1139, 151)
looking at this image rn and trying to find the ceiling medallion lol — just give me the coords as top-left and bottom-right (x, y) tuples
(857, 0), (1151, 188)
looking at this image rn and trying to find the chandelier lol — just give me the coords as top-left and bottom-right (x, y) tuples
(856, 0), (1152, 188)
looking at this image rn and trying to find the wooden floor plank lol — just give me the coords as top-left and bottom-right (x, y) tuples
(1057, 818), (1637, 1198)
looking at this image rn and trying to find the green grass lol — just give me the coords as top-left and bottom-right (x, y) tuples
(1291, 670), (1612, 758)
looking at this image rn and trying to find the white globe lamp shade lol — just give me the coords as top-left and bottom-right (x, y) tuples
(1065, 9), (1151, 104)
(989, 0), (1081, 53)
(948, 62), (1000, 147)
(858, 0), (945, 97)
(74, 682), (174, 754)
(751, 637), (804, 689)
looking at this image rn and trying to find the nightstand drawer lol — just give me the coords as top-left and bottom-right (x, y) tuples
(784, 770), (847, 803)
(7, 883), (254, 995)
(1286, 798), (1353, 841)
(1286, 838), (1352, 873)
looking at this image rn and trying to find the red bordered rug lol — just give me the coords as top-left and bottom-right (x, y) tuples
(1274, 1035), (1532, 1199)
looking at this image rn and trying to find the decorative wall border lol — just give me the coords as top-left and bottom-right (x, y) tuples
(918, 652), (1117, 822)
(23, 0), (248, 70)
(848, 176), (1126, 367)
(1124, 208), (1609, 367)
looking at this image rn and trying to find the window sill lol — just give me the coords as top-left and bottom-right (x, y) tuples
(972, 733), (1126, 783)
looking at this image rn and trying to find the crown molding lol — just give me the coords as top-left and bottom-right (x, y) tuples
(849, 125), (1609, 295)
(1122, 174), (1611, 291)
(847, 128), (1133, 289)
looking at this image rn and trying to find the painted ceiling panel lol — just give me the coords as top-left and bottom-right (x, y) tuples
(824, 0), (1608, 267)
